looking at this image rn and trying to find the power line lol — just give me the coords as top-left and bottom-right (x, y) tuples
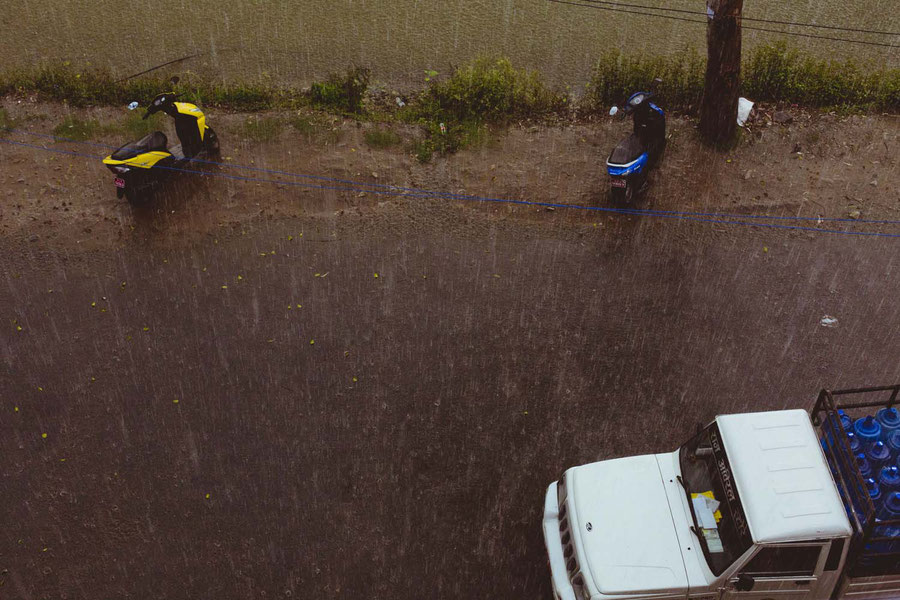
(114, 52), (209, 83)
(7, 126), (900, 226)
(547, 0), (900, 49)
(2, 135), (900, 238)
(573, 0), (900, 36)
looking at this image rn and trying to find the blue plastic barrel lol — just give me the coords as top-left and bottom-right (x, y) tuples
(876, 407), (900, 433)
(855, 415), (883, 443)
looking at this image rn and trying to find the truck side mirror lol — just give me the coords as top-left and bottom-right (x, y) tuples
(735, 574), (755, 592)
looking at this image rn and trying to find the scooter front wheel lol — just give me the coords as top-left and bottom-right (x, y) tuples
(204, 127), (221, 158)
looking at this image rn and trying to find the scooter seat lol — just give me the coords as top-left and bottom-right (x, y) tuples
(110, 131), (169, 160)
(608, 133), (646, 166)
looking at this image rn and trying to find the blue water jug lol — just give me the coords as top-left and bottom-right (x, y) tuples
(879, 466), (900, 494)
(855, 415), (883, 443)
(867, 477), (882, 502)
(846, 431), (862, 454)
(858, 453), (874, 478)
(874, 492), (900, 553)
(868, 441), (892, 472)
(839, 409), (853, 431)
(876, 407), (900, 433)
(887, 430), (900, 459)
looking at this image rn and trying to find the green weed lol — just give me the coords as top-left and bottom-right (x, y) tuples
(363, 127), (402, 149)
(53, 115), (104, 141)
(406, 57), (563, 158)
(421, 57), (566, 124)
(584, 47), (705, 114)
(0, 107), (12, 134)
(411, 139), (434, 163)
(241, 116), (283, 142)
(290, 114), (318, 136)
(743, 42), (899, 111)
(584, 43), (899, 114)
(309, 67), (370, 114)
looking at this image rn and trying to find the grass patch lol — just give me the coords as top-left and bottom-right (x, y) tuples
(743, 42), (899, 111)
(0, 44), (895, 153)
(290, 114), (319, 137)
(585, 42), (899, 114)
(585, 46), (705, 114)
(406, 57), (565, 159)
(52, 115), (104, 141)
(363, 127), (402, 149)
(420, 57), (566, 124)
(410, 121), (488, 163)
(0, 63), (289, 112)
(240, 116), (283, 142)
(309, 67), (370, 114)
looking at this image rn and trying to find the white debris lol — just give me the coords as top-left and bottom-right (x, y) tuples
(737, 97), (754, 126)
(820, 316), (839, 328)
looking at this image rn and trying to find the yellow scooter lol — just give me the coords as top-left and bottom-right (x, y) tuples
(102, 78), (220, 202)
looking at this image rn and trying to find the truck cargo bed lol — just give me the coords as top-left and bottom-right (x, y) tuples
(812, 385), (900, 584)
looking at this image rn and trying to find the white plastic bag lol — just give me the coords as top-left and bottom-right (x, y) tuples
(737, 97), (754, 126)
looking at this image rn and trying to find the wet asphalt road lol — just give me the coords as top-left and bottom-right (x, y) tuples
(2, 205), (899, 599)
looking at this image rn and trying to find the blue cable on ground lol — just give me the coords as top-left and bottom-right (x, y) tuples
(6, 126), (900, 227)
(2, 136), (899, 239)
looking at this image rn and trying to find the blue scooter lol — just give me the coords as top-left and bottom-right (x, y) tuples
(606, 85), (666, 204)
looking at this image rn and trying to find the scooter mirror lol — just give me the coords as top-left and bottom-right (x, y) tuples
(609, 106), (619, 116)
(127, 101), (139, 111)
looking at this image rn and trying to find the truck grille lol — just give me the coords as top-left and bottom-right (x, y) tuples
(557, 475), (580, 580)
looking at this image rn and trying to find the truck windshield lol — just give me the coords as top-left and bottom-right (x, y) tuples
(679, 422), (753, 576)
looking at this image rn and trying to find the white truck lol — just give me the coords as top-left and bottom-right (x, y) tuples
(543, 385), (900, 600)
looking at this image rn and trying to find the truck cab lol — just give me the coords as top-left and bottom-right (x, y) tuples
(543, 386), (900, 600)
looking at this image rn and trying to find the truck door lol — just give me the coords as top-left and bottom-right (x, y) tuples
(720, 543), (829, 600)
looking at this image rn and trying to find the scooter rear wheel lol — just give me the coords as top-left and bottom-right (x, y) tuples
(124, 185), (147, 204)
(610, 183), (633, 205)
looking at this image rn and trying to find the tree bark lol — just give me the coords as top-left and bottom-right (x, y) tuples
(699, 0), (744, 146)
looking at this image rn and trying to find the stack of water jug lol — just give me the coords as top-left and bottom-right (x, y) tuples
(834, 407), (900, 548)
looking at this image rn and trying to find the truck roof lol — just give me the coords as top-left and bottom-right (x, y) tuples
(717, 409), (853, 544)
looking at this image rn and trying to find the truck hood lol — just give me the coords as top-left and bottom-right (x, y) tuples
(570, 455), (688, 596)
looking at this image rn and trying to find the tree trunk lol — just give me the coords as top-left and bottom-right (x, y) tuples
(699, 0), (743, 146)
